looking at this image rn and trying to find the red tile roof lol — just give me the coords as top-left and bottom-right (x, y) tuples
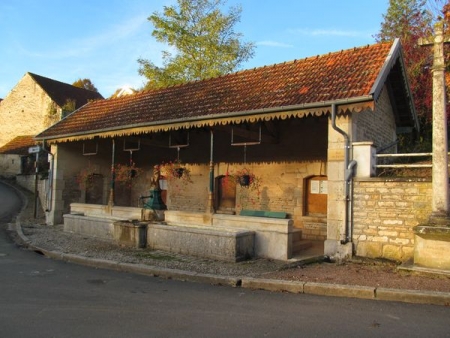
(0, 135), (36, 155)
(36, 41), (404, 141)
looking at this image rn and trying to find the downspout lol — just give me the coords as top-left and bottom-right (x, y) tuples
(331, 104), (356, 244)
(41, 140), (54, 212)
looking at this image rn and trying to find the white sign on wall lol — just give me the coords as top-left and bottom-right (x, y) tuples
(311, 180), (328, 194)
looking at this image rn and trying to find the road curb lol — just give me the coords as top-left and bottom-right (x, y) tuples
(241, 278), (375, 300)
(241, 278), (305, 293)
(376, 287), (450, 306)
(241, 277), (450, 306)
(304, 282), (375, 299)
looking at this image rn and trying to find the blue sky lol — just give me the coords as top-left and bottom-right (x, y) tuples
(0, 0), (389, 99)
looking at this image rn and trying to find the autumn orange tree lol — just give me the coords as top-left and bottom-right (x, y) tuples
(376, 0), (435, 151)
(72, 78), (99, 92)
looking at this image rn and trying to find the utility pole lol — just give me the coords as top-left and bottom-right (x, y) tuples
(419, 20), (450, 219)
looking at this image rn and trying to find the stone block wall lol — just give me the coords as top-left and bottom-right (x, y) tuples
(352, 178), (432, 262)
(164, 160), (327, 229)
(16, 174), (48, 212)
(0, 154), (21, 177)
(301, 216), (327, 240)
(0, 73), (60, 147)
(353, 87), (396, 148)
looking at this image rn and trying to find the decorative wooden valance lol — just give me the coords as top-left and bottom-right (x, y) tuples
(44, 102), (373, 144)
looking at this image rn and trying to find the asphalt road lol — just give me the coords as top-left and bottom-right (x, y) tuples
(0, 180), (23, 223)
(0, 181), (449, 338)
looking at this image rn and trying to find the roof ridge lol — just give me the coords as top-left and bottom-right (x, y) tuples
(110, 42), (390, 102)
(24, 72), (104, 109)
(27, 72), (101, 95)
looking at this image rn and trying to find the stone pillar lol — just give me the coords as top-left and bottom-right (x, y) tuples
(430, 22), (449, 217)
(325, 114), (353, 259)
(352, 142), (376, 178)
(419, 21), (450, 218)
(412, 20), (450, 272)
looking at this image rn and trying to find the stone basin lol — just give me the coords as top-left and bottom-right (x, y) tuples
(413, 225), (450, 270)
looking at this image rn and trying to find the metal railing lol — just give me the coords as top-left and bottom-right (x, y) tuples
(376, 153), (433, 169)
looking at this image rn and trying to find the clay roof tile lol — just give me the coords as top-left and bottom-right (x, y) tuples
(37, 41), (397, 140)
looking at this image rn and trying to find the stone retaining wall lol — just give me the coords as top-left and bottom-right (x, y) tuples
(352, 178), (432, 262)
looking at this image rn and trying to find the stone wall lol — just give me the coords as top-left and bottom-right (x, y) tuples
(164, 161), (326, 229)
(0, 73), (61, 147)
(352, 178), (432, 262)
(353, 86), (396, 148)
(0, 154), (21, 177)
(16, 174), (49, 212)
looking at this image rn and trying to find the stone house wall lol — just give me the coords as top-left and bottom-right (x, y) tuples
(164, 162), (325, 215)
(352, 178), (432, 262)
(352, 87), (397, 148)
(0, 73), (61, 148)
(0, 154), (22, 178)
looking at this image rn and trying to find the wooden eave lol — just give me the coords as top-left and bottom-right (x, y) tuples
(38, 98), (374, 144)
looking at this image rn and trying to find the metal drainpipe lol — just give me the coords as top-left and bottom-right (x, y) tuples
(330, 104), (356, 244)
(345, 160), (357, 243)
(41, 141), (54, 212)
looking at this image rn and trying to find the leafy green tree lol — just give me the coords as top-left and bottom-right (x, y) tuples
(61, 99), (76, 118)
(138, 0), (255, 89)
(72, 78), (99, 92)
(375, 0), (434, 150)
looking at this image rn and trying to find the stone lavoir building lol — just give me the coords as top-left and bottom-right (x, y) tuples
(35, 39), (419, 262)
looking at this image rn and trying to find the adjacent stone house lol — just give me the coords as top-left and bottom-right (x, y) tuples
(35, 39), (418, 261)
(0, 72), (104, 178)
(0, 135), (36, 177)
(0, 72), (103, 148)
